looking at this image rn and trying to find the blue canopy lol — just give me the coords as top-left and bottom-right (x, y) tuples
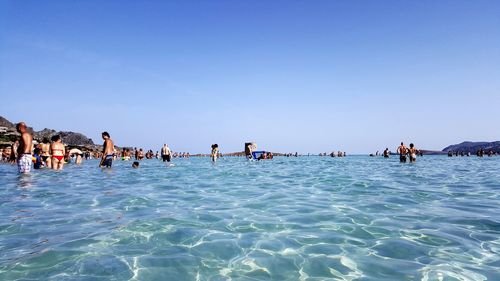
(252, 151), (266, 159)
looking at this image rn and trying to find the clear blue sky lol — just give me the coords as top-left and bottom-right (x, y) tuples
(1, 0), (499, 154)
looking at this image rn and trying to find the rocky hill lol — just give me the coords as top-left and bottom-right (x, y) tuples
(34, 128), (94, 146)
(0, 116), (14, 128)
(0, 116), (94, 147)
(442, 141), (500, 153)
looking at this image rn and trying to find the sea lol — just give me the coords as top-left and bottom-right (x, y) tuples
(0, 156), (499, 281)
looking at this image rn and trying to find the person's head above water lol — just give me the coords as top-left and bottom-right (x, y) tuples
(102, 132), (110, 139)
(132, 161), (139, 168)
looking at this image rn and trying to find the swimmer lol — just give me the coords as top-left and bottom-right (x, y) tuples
(211, 144), (218, 162)
(245, 143), (253, 160)
(50, 135), (65, 170)
(16, 122), (33, 173)
(408, 143), (417, 162)
(41, 137), (51, 168)
(10, 140), (19, 164)
(99, 132), (115, 168)
(121, 148), (131, 161)
(383, 148), (390, 158)
(121, 148), (128, 161)
(132, 161), (139, 168)
(3, 146), (12, 162)
(397, 142), (407, 163)
(33, 148), (42, 169)
(161, 144), (171, 162)
(68, 148), (84, 164)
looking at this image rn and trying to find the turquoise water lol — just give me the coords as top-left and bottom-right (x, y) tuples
(0, 156), (499, 281)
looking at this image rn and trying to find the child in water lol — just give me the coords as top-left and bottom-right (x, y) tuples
(33, 148), (42, 169)
(132, 161), (139, 168)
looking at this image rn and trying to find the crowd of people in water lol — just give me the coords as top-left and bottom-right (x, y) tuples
(447, 149), (498, 157)
(117, 145), (191, 162)
(369, 143), (424, 161)
(328, 151), (347, 157)
(2, 122), (270, 173)
(0, 127), (195, 172)
(2, 121), (498, 174)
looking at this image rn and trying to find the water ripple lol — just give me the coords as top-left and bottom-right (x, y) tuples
(0, 156), (499, 280)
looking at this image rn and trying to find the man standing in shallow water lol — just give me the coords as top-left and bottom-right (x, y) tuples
(397, 142), (408, 163)
(99, 132), (115, 168)
(161, 144), (171, 162)
(16, 122), (33, 173)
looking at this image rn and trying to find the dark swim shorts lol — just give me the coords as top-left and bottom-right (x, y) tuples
(102, 156), (113, 167)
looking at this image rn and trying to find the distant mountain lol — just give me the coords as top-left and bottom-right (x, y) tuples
(443, 141), (500, 153)
(0, 116), (94, 147)
(0, 116), (14, 128)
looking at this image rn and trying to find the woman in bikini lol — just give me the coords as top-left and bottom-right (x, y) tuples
(41, 137), (51, 168)
(50, 135), (66, 170)
(408, 143), (418, 163)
